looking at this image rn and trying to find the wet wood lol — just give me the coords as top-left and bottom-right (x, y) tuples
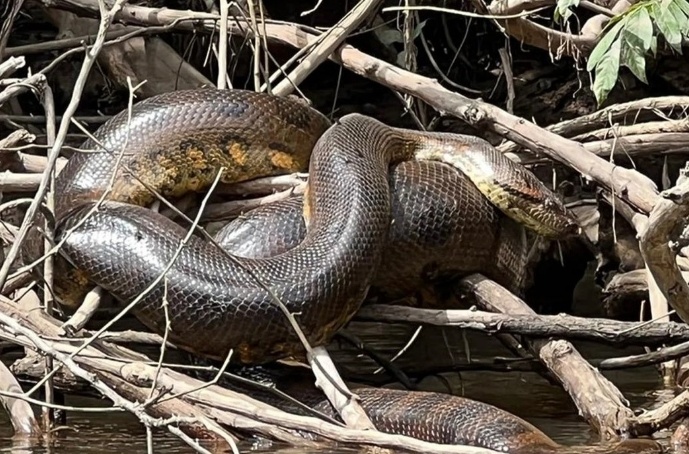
(458, 274), (635, 439)
(0, 361), (42, 437)
(0, 295), (500, 454)
(672, 418), (689, 453)
(629, 390), (689, 436)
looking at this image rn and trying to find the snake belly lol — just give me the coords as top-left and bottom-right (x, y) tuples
(216, 160), (531, 301)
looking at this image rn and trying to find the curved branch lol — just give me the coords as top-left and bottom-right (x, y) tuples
(639, 179), (689, 324)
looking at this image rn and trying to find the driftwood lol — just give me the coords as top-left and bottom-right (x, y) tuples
(0, 360), (41, 437)
(459, 274), (635, 438)
(640, 175), (689, 323)
(630, 390), (689, 437)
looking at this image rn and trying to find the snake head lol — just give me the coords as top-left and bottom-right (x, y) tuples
(543, 198), (581, 238)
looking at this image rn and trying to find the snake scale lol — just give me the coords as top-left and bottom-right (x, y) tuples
(22, 88), (655, 453)
(215, 159), (532, 302)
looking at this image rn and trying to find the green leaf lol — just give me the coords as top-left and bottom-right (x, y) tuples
(668, 1), (689, 35)
(621, 45), (648, 83)
(593, 38), (622, 105)
(555, 0), (580, 22)
(411, 19), (428, 40)
(376, 28), (403, 46)
(650, 34), (658, 56)
(622, 8), (654, 52)
(676, 0), (689, 18)
(587, 21), (625, 71)
(655, 3), (684, 53)
(616, 7), (652, 85)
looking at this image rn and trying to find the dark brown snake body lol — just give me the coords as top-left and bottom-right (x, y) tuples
(222, 365), (660, 454)
(21, 89), (631, 453)
(215, 159), (530, 301)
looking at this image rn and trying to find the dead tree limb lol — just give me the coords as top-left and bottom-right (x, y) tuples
(355, 305), (689, 346)
(498, 96), (689, 154)
(459, 274), (635, 439)
(582, 133), (689, 158)
(0, 0), (25, 62)
(639, 175), (689, 323)
(43, 9), (212, 98)
(0, 56), (25, 79)
(385, 0), (616, 59)
(573, 119), (689, 142)
(0, 130), (35, 151)
(0, 295), (502, 454)
(629, 390), (689, 436)
(0, 361), (42, 437)
(271, 0), (383, 96)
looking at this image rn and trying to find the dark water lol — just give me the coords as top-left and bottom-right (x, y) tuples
(0, 321), (678, 454)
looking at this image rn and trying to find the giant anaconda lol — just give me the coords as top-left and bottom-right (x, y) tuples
(224, 364), (661, 454)
(215, 159), (532, 301)
(22, 88), (599, 452)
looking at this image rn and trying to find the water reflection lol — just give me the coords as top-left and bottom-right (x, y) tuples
(0, 323), (677, 453)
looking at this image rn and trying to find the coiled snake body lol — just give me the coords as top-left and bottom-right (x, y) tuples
(28, 89), (589, 452)
(215, 159), (531, 302)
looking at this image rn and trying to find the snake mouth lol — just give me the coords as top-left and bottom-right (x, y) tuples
(535, 209), (581, 240)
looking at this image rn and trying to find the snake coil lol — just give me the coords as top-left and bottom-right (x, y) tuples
(23, 89), (589, 452)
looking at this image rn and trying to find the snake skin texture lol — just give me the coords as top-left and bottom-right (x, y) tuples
(27, 88), (587, 451)
(332, 388), (559, 453)
(216, 160), (530, 301)
(218, 365), (662, 454)
(46, 88), (576, 364)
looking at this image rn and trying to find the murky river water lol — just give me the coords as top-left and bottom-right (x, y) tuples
(0, 319), (677, 453)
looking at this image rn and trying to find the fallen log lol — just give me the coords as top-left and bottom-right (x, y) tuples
(356, 304), (689, 346)
(458, 274), (635, 439)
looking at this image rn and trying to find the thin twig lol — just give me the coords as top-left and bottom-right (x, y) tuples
(247, 0), (262, 90)
(382, 4), (550, 19)
(40, 76), (57, 433)
(217, 0), (229, 89)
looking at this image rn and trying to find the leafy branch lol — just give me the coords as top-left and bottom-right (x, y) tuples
(586, 0), (689, 105)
